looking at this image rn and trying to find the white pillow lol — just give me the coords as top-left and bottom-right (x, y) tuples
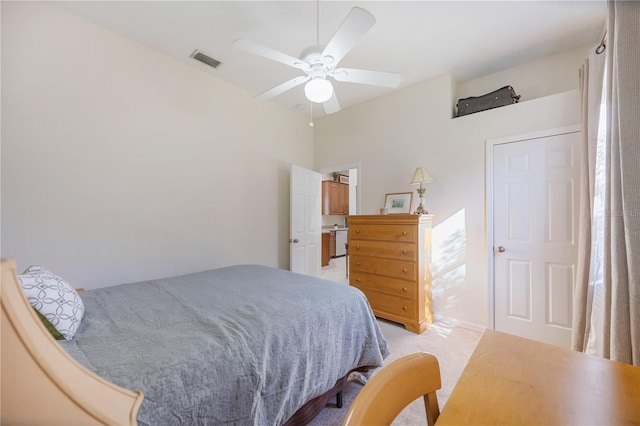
(18, 265), (85, 340)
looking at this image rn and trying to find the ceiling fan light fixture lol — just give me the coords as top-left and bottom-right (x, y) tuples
(305, 78), (333, 103)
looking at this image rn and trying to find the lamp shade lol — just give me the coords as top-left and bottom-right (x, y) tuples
(305, 78), (333, 103)
(410, 167), (433, 184)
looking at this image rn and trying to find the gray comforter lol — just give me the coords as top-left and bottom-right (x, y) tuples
(60, 265), (388, 425)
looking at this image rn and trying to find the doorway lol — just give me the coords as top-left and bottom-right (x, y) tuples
(487, 126), (580, 349)
(318, 163), (360, 283)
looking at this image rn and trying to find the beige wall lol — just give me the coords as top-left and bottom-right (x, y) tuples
(313, 49), (585, 327)
(1, 2), (313, 288)
(1, 1), (588, 328)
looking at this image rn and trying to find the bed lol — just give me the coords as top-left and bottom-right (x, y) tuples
(0, 259), (388, 425)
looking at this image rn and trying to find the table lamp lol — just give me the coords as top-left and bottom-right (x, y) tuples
(410, 167), (433, 214)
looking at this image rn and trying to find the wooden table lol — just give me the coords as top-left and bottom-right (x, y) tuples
(437, 329), (640, 425)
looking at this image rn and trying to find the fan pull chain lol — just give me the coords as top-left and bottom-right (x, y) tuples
(309, 101), (314, 127)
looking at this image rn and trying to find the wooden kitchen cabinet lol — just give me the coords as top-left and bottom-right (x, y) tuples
(322, 181), (349, 215)
(348, 214), (434, 334)
(329, 231), (336, 258)
(322, 232), (330, 266)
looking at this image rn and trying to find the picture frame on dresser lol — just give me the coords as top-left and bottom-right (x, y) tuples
(384, 192), (413, 214)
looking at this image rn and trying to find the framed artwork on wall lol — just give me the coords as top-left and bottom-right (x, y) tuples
(384, 192), (413, 214)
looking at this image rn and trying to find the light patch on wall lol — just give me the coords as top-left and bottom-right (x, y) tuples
(431, 208), (467, 336)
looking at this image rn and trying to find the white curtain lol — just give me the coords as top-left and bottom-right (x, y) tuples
(572, 45), (605, 356)
(572, 0), (640, 366)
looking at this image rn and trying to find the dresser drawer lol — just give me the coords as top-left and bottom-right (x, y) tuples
(350, 271), (416, 299)
(348, 240), (416, 261)
(350, 256), (416, 281)
(355, 287), (416, 321)
(350, 224), (416, 243)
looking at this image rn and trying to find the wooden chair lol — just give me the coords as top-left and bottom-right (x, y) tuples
(342, 352), (441, 426)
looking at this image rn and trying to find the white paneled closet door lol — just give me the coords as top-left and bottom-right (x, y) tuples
(491, 129), (580, 349)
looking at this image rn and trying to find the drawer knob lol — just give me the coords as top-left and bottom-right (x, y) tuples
(403, 306), (408, 311)
(402, 287), (407, 292)
(402, 250), (407, 254)
(356, 262), (361, 266)
(356, 229), (360, 233)
(402, 231), (407, 235)
(356, 278), (361, 282)
(356, 246), (360, 249)
(402, 268), (407, 273)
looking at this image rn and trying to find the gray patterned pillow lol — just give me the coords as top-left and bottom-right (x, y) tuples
(18, 265), (85, 340)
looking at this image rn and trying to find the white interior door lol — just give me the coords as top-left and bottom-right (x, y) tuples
(290, 165), (321, 276)
(491, 129), (580, 349)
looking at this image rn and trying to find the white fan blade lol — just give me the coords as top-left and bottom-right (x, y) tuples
(322, 92), (341, 115)
(332, 68), (402, 88)
(254, 75), (310, 102)
(321, 7), (375, 66)
(233, 39), (309, 71)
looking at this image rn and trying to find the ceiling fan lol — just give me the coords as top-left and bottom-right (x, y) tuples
(233, 6), (403, 115)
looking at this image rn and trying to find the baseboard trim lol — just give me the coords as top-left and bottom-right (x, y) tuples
(433, 314), (486, 333)
(455, 320), (486, 333)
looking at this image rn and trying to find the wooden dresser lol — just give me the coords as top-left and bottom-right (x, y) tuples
(347, 214), (434, 334)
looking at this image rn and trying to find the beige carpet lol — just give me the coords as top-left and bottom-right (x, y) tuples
(309, 319), (483, 425)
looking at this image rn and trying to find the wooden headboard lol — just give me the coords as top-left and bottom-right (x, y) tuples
(0, 258), (143, 425)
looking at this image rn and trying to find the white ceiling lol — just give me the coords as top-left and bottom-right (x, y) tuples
(52, 1), (607, 117)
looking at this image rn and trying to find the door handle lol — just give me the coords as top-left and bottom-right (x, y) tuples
(496, 246), (506, 253)
(289, 239), (299, 244)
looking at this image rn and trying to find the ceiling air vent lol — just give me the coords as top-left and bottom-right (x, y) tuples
(190, 49), (221, 69)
